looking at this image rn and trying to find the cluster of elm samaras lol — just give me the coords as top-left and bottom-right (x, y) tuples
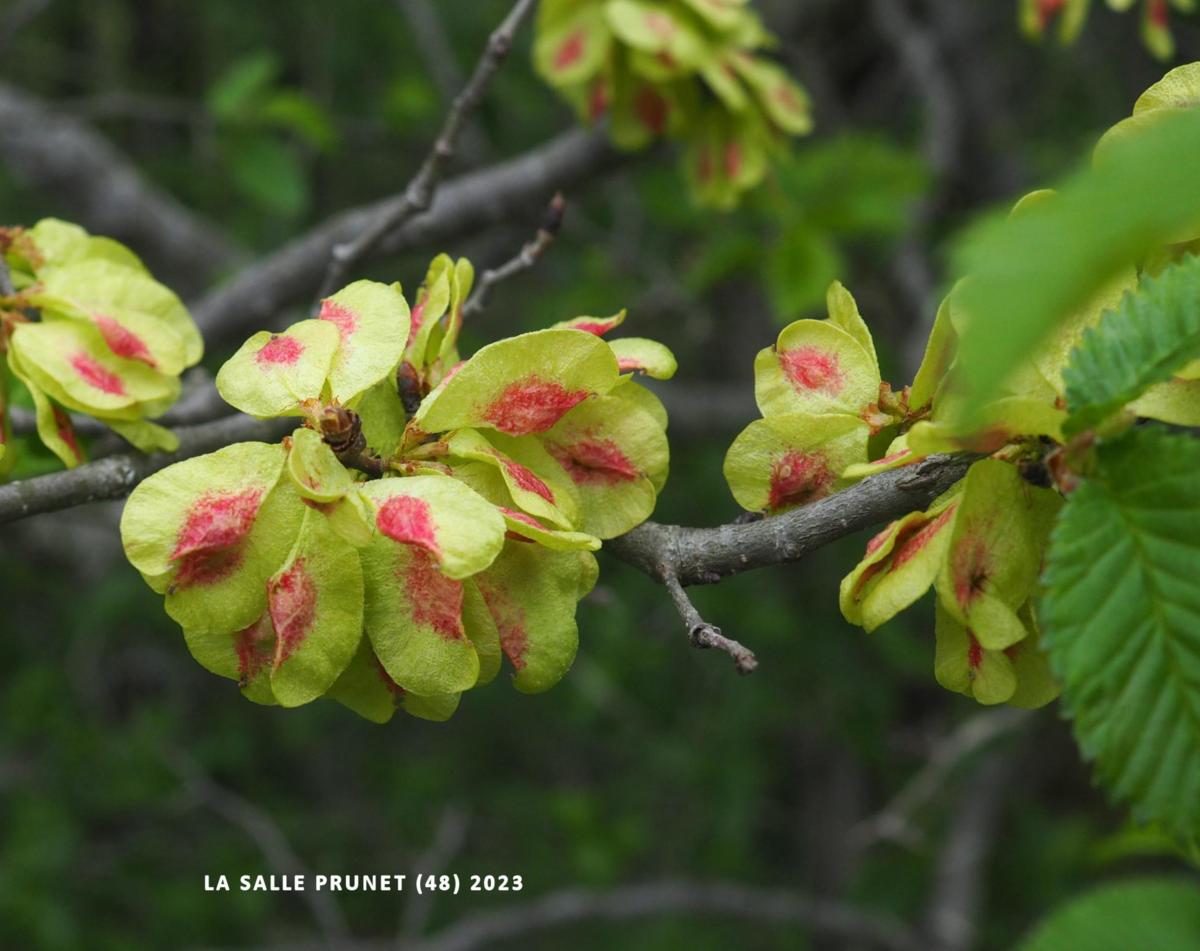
(1022, 0), (1190, 60)
(119, 254), (677, 722)
(0, 219), (203, 477)
(724, 65), (1200, 708)
(534, 0), (812, 208)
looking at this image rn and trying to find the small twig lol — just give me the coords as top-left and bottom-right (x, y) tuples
(317, 0), (538, 299)
(163, 746), (351, 946)
(0, 0), (53, 57)
(461, 193), (566, 320)
(398, 806), (471, 943)
(662, 570), (758, 675)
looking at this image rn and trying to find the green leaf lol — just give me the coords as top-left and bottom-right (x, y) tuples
(952, 109), (1200, 420)
(317, 280), (410, 403)
(909, 294), (957, 414)
(413, 329), (619, 437)
(286, 427), (355, 502)
(1015, 878), (1200, 951)
(267, 508), (364, 707)
(356, 378), (408, 460)
(764, 224), (843, 320)
(227, 134), (307, 218)
(207, 51), (280, 120)
(723, 413), (869, 513)
(358, 473), (505, 579)
(474, 544), (594, 693)
(1041, 427), (1200, 836)
(1064, 254), (1200, 435)
(107, 418), (179, 454)
(215, 319), (341, 418)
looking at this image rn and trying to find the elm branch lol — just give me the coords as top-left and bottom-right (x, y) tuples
(317, 0), (540, 298)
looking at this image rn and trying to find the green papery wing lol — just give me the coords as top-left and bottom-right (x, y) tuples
(609, 337), (678, 379)
(24, 218), (147, 275)
(433, 257), (473, 364)
(906, 397), (1066, 455)
(107, 418), (179, 454)
(1131, 376), (1200, 425)
(215, 319), (341, 417)
(934, 600), (1018, 705)
(286, 426), (355, 502)
(358, 473), (505, 579)
(825, 281), (879, 376)
(841, 434), (921, 481)
(266, 508), (365, 707)
(910, 294), (958, 414)
(474, 543), (590, 693)
(500, 508), (602, 552)
(318, 279), (410, 403)
(723, 413), (869, 513)
(847, 491), (960, 633)
(534, 3), (610, 88)
(934, 459), (1061, 644)
(326, 634), (401, 724)
(463, 579), (503, 685)
(538, 393), (668, 539)
(356, 378), (408, 461)
(7, 351), (86, 468)
(755, 320), (879, 418)
(605, 0), (706, 69)
(406, 260), (451, 368)
(552, 311), (626, 336)
(445, 428), (578, 529)
(360, 534), (480, 696)
(1005, 602), (1061, 710)
(10, 320), (177, 417)
(183, 609), (277, 707)
(728, 53), (813, 136)
(679, 0), (751, 31)
(412, 329), (619, 437)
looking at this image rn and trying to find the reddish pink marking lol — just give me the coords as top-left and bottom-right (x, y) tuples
(645, 10), (675, 39)
(94, 314), (155, 367)
(724, 142), (743, 180)
(774, 83), (803, 114)
(495, 455), (554, 503)
(70, 351), (125, 396)
(501, 507), (543, 543)
(255, 334), (303, 367)
(952, 535), (990, 609)
(588, 80), (610, 120)
(634, 86), (669, 135)
(548, 437), (639, 487)
(657, 50), (678, 69)
(483, 377), (588, 435)
(568, 317), (620, 336)
(373, 655), (405, 700)
(234, 613), (275, 685)
(52, 405), (83, 463)
(1148, 0), (1168, 28)
(319, 299), (358, 341)
(967, 633), (984, 671)
(768, 449), (833, 511)
(404, 548), (464, 641)
(698, 148), (714, 183)
(617, 357), (641, 373)
(865, 524), (896, 557)
(554, 29), (585, 70)
(780, 346), (844, 395)
(170, 488), (263, 588)
(477, 581), (529, 670)
(891, 503), (957, 571)
(1036, 0), (1066, 28)
(409, 298), (427, 337)
(269, 559), (318, 666)
(852, 559), (887, 599)
(377, 494), (440, 555)
(875, 449), (913, 466)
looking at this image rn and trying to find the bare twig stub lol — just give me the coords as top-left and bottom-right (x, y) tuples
(462, 192), (566, 319)
(663, 570), (758, 674)
(317, 0), (539, 299)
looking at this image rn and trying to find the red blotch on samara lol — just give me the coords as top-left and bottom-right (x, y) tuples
(724, 142), (743, 180)
(234, 612), (275, 685)
(780, 346), (845, 396)
(501, 507), (544, 542)
(70, 351), (126, 396)
(255, 334), (304, 367)
(483, 377), (588, 435)
(319, 299), (359, 342)
(548, 437), (639, 486)
(767, 449), (833, 510)
(170, 488), (263, 588)
(951, 535), (991, 609)
(52, 405), (84, 464)
(495, 454), (555, 503)
(477, 581), (529, 670)
(554, 29), (586, 70)
(891, 503), (957, 571)
(568, 317), (621, 336)
(94, 314), (156, 367)
(269, 559), (318, 666)
(634, 86), (669, 135)
(967, 631), (984, 671)
(404, 548), (465, 641)
(377, 495), (440, 555)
